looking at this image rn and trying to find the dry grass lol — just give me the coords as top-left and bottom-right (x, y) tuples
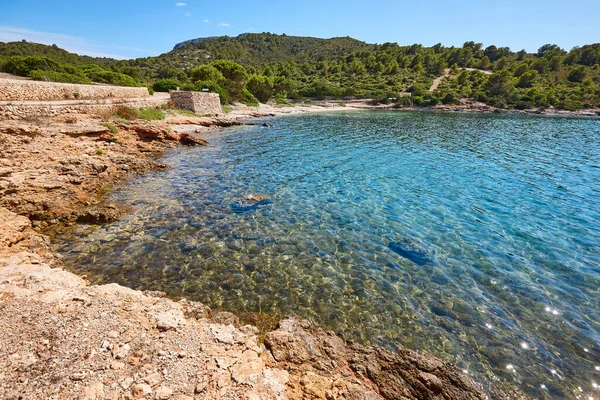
(95, 107), (114, 121)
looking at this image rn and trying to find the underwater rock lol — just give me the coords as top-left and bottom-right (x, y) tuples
(230, 194), (273, 213)
(388, 238), (431, 266)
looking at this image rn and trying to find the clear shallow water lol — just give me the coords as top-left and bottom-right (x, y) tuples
(56, 111), (600, 398)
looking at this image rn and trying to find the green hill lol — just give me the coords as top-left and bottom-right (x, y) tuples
(1, 34), (599, 110)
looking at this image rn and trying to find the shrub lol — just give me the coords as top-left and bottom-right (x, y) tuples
(246, 75), (274, 103)
(407, 83), (428, 97)
(95, 108), (114, 121)
(86, 70), (138, 86)
(114, 105), (139, 120)
(137, 107), (165, 120)
(300, 79), (342, 99)
(153, 79), (181, 92)
(190, 65), (224, 82)
(568, 66), (587, 83)
(212, 60), (248, 82)
(240, 88), (259, 106)
(442, 92), (456, 104)
(29, 70), (92, 84)
(2, 56), (62, 76)
(101, 122), (119, 134)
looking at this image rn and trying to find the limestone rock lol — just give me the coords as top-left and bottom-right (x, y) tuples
(144, 372), (162, 387)
(154, 386), (173, 399)
(82, 382), (105, 400)
(154, 310), (186, 331)
(131, 383), (153, 398)
(178, 133), (208, 146)
(231, 350), (263, 386)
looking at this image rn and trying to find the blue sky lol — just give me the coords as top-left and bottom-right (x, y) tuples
(1, 0), (598, 59)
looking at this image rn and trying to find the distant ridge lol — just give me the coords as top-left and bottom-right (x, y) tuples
(168, 32), (371, 66)
(173, 36), (232, 50)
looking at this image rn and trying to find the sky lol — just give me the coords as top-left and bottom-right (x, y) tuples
(1, 0), (599, 59)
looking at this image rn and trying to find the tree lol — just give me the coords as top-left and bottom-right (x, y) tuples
(152, 79), (180, 92)
(516, 70), (538, 88)
(485, 70), (514, 97)
(211, 60), (248, 101)
(190, 65), (224, 82)
(537, 44), (561, 58)
(568, 66), (587, 83)
(246, 75), (274, 103)
(211, 60), (248, 82)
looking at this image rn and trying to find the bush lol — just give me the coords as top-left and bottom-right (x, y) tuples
(246, 75), (274, 103)
(137, 107), (165, 120)
(153, 79), (181, 92)
(2, 56), (62, 76)
(300, 79), (342, 99)
(114, 105), (139, 120)
(442, 92), (456, 104)
(101, 122), (119, 134)
(211, 60), (248, 82)
(568, 66), (587, 83)
(240, 88), (259, 106)
(86, 70), (138, 86)
(407, 83), (428, 97)
(190, 65), (224, 82)
(29, 70), (92, 84)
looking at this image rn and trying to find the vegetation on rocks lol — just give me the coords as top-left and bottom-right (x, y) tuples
(1, 34), (599, 109)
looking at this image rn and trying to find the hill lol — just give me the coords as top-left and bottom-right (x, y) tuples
(1, 34), (599, 110)
(170, 33), (372, 66)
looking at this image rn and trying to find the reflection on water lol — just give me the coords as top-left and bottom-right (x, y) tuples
(55, 111), (600, 398)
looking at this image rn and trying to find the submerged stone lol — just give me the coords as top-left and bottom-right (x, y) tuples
(388, 241), (430, 266)
(230, 198), (273, 213)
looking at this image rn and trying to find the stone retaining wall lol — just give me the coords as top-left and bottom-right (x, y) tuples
(0, 97), (168, 120)
(170, 91), (222, 115)
(0, 78), (149, 101)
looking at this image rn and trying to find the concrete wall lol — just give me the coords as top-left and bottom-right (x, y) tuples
(0, 97), (168, 120)
(0, 78), (149, 101)
(170, 91), (222, 115)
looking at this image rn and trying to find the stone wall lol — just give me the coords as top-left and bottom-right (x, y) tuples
(0, 78), (149, 101)
(170, 91), (222, 115)
(0, 97), (168, 120)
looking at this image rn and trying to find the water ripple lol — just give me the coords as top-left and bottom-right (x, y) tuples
(56, 111), (600, 399)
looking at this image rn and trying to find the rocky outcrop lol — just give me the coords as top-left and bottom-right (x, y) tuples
(0, 117), (210, 226)
(265, 318), (489, 400)
(118, 122), (209, 146)
(167, 115), (246, 127)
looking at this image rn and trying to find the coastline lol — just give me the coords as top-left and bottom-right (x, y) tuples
(0, 107), (530, 399)
(300, 99), (600, 118)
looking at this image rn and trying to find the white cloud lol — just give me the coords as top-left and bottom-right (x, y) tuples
(218, 23), (231, 27)
(176, 2), (187, 6)
(203, 19), (210, 23)
(185, 12), (192, 17)
(0, 26), (138, 59)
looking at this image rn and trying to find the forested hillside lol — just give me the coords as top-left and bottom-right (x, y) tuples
(1, 33), (599, 110)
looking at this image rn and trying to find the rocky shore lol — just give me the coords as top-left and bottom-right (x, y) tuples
(336, 98), (600, 117)
(0, 109), (528, 399)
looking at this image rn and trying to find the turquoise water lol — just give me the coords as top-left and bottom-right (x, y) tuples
(57, 111), (600, 398)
